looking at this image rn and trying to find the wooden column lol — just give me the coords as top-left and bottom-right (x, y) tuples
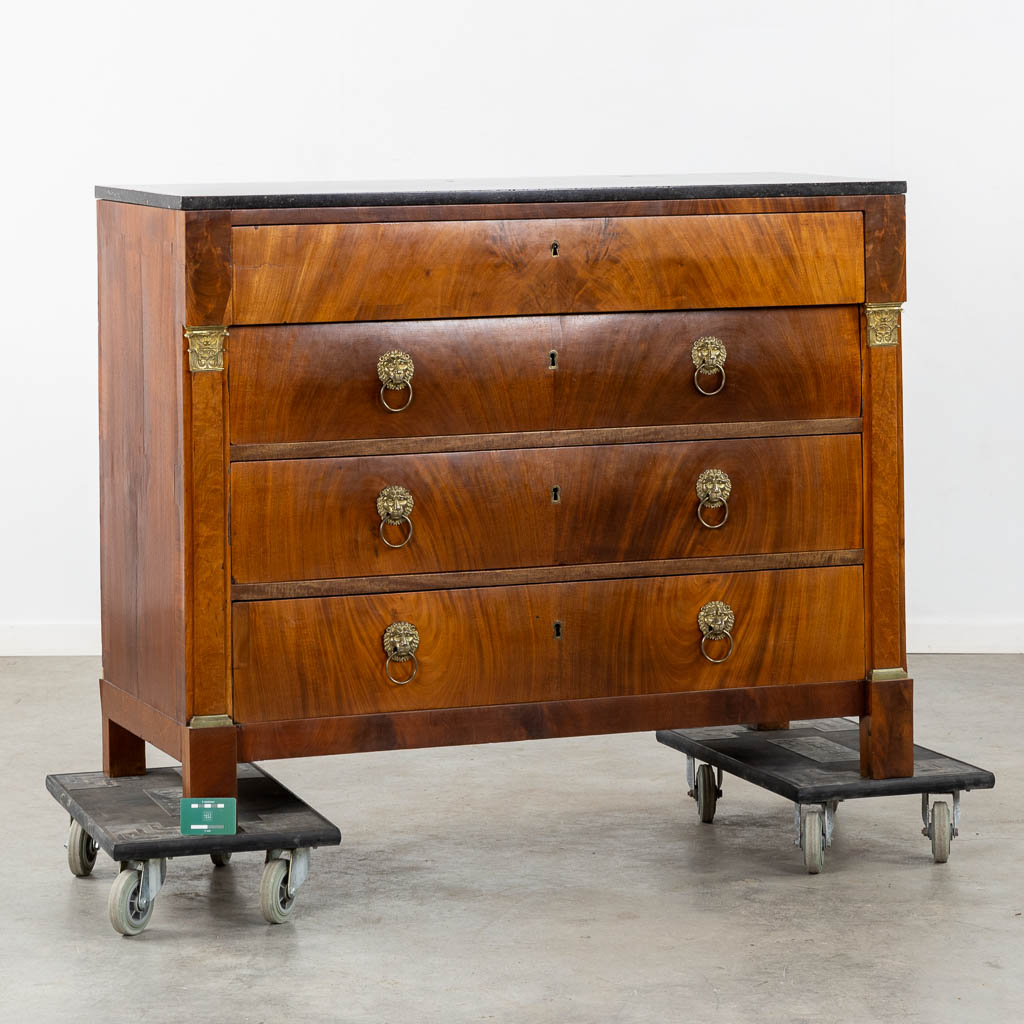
(859, 195), (913, 778)
(183, 213), (237, 797)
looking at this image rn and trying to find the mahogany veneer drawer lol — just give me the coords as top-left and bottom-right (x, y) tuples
(231, 213), (865, 325)
(231, 566), (866, 722)
(229, 307), (862, 446)
(229, 434), (863, 583)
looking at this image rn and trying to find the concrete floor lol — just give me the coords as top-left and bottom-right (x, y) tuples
(0, 655), (1020, 1023)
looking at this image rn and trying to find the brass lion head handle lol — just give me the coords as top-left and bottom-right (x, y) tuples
(691, 336), (727, 395)
(382, 621), (420, 685)
(697, 601), (735, 663)
(377, 350), (415, 412)
(376, 485), (415, 549)
(695, 469), (732, 529)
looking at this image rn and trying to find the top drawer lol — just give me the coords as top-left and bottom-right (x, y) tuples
(231, 212), (865, 324)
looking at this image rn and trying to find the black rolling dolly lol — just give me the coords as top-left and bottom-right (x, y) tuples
(657, 718), (995, 873)
(47, 763), (341, 934)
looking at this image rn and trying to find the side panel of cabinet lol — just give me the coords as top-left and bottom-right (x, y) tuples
(98, 201), (188, 721)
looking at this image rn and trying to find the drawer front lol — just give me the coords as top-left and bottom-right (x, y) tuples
(229, 435), (863, 583)
(229, 307), (861, 445)
(231, 213), (864, 324)
(231, 566), (866, 721)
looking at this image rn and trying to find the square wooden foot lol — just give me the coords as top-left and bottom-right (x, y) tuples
(751, 721), (790, 731)
(860, 677), (914, 779)
(103, 715), (146, 777)
(182, 724), (239, 799)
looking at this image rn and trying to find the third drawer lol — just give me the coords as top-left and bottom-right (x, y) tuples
(230, 434), (863, 583)
(231, 565), (866, 721)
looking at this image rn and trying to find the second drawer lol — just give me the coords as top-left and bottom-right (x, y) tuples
(230, 434), (863, 583)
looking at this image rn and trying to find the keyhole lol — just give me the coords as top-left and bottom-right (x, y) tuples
(550, 241), (559, 257)
(549, 349), (558, 369)
(553, 621), (562, 639)
(551, 486), (560, 503)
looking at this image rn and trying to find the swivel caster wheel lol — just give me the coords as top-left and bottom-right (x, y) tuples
(109, 869), (154, 935)
(210, 851), (232, 867)
(108, 858), (166, 936)
(801, 810), (825, 874)
(694, 763), (718, 824)
(67, 820), (99, 877)
(930, 801), (952, 864)
(260, 858), (296, 925)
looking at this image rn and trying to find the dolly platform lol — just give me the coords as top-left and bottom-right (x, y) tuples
(47, 763), (341, 934)
(657, 718), (995, 873)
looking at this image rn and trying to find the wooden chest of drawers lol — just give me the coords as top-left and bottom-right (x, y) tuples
(95, 175), (912, 798)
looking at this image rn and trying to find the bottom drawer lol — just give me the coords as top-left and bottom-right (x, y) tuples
(232, 567), (865, 722)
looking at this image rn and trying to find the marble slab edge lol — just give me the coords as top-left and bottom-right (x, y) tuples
(95, 180), (908, 211)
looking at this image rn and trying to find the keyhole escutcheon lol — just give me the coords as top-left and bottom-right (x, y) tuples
(550, 241), (560, 257)
(551, 485), (560, 503)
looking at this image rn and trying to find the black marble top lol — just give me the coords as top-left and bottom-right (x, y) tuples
(95, 173), (907, 211)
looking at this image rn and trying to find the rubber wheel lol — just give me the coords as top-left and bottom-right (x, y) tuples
(802, 810), (824, 874)
(260, 858), (296, 925)
(108, 869), (155, 936)
(931, 801), (951, 864)
(695, 764), (718, 824)
(67, 820), (98, 877)
(210, 851), (232, 867)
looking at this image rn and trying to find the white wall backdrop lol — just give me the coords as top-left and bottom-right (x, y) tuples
(1, 0), (1021, 654)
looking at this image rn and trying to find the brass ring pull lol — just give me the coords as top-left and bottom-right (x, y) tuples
(695, 469), (731, 530)
(379, 381), (413, 412)
(700, 632), (734, 663)
(691, 336), (727, 396)
(377, 350), (415, 412)
(693, 364), (726, 396)
(698, 601), (735, 664)
(377, 485), (415, 549)
(379, 516), (413, 548)
(385, 651), (418, 685)
(383, 621), (419, 685)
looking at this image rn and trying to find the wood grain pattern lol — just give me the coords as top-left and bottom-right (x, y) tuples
(230, 549), (865, 601)
(182, 724), (239, 799)
(102, 714), (147, 777)
(185, 212), (232, 324)
(231, 566), (865, 722)
(230, 418), (863, 464)
(862, 317), (906, 671)
(553, 435), (862, 567)
(99, 678), (183, 762)
(229, 194), (903, 307)
(231, 213), (865, 324)
(552, 306), (862, 431)
(98, 201), (187, 722)
(230, 435), (862, 583)
(229, 306), (862, 446)
(860, 677), (914, 778)
(229, 318), (553, 445)
(237, 679), (866, 760)
(863, 195), (907, 303)
(186, 363), (232, 719)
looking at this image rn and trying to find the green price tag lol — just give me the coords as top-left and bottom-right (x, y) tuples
(180, 797), (237, 836)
